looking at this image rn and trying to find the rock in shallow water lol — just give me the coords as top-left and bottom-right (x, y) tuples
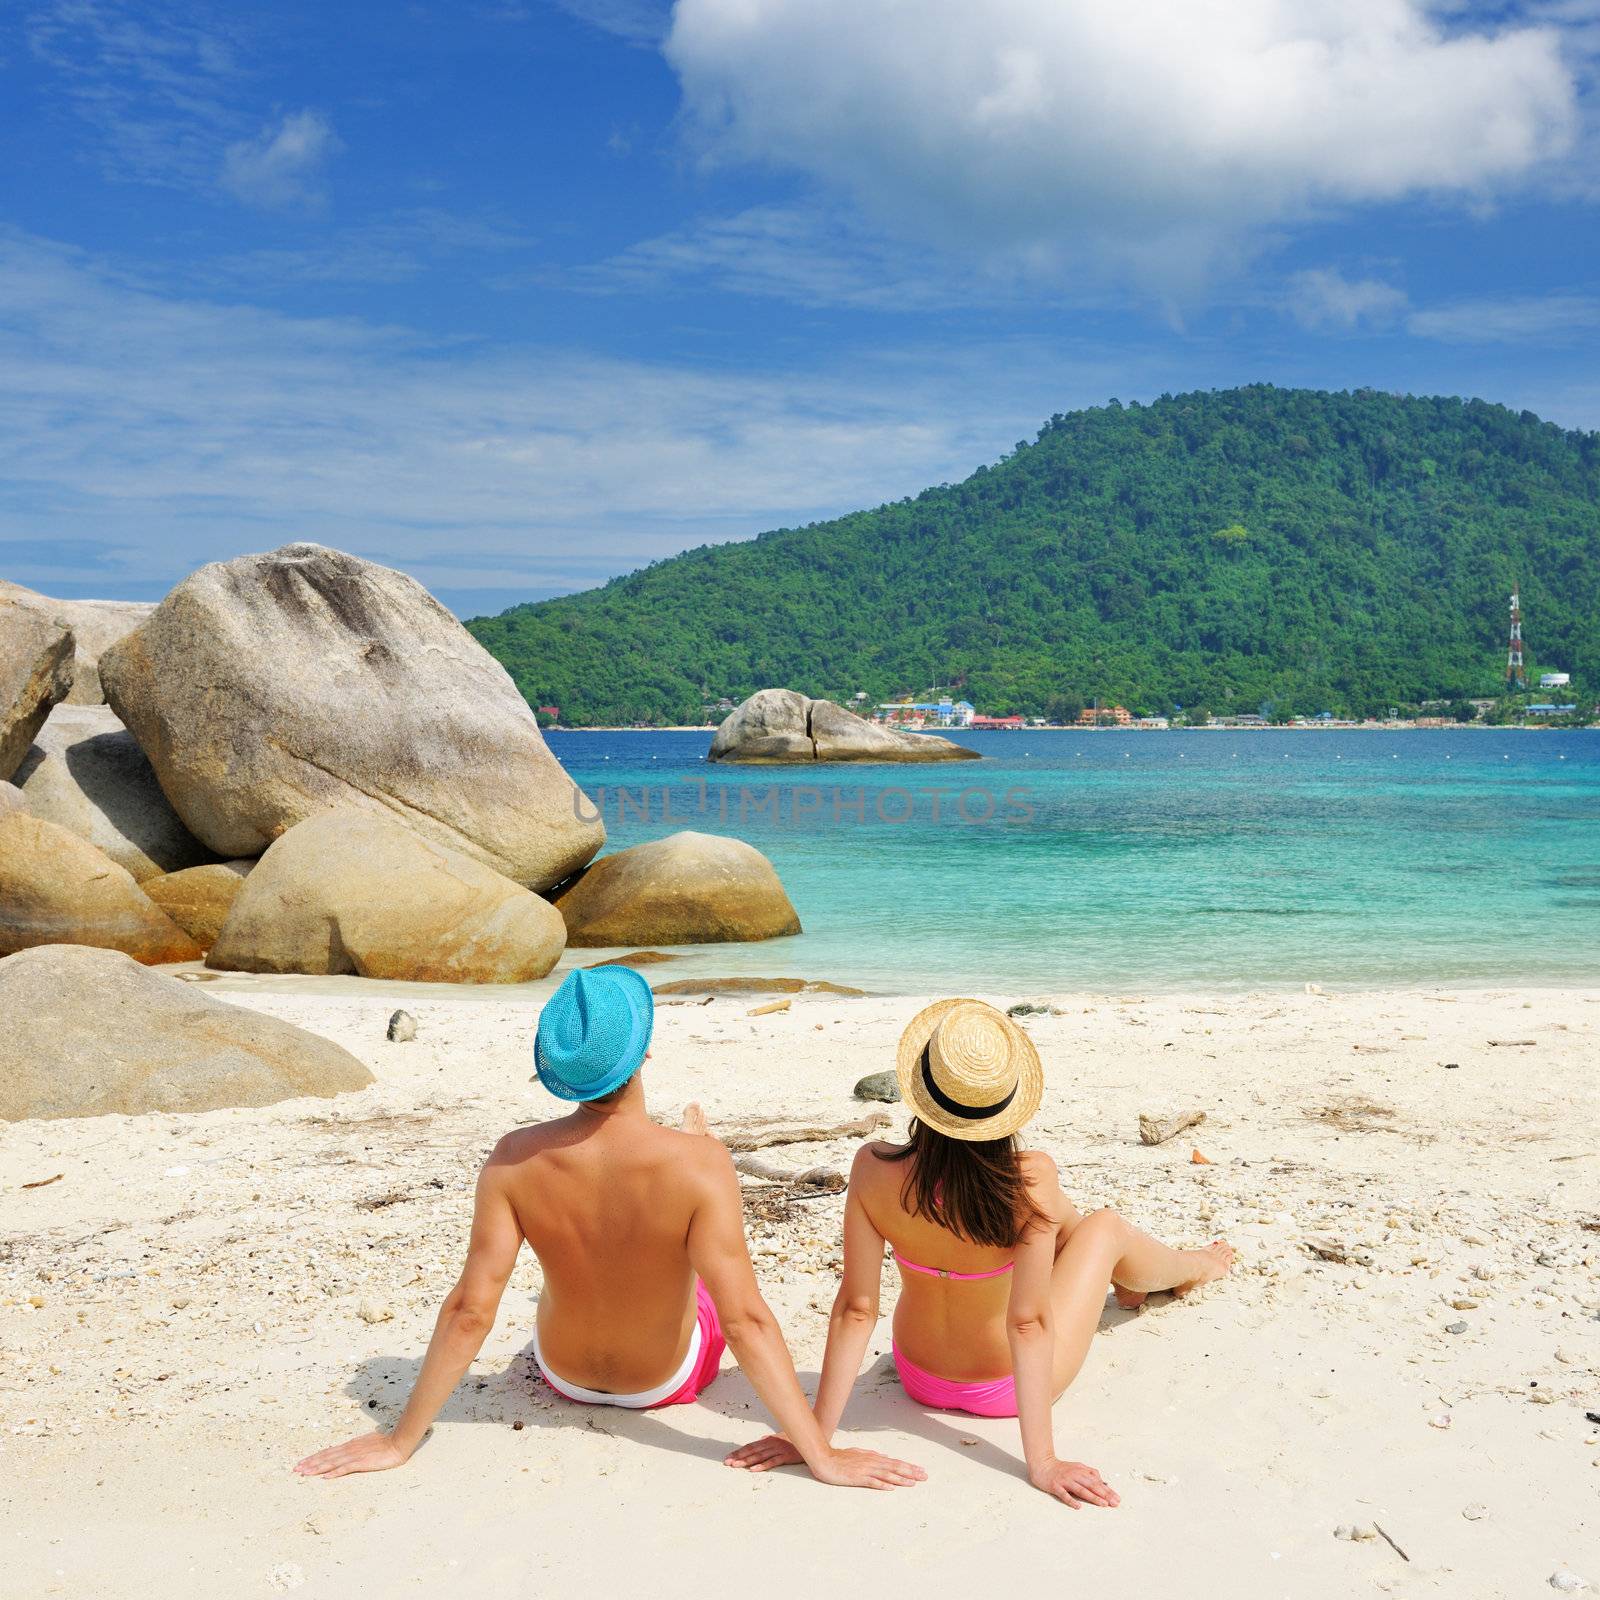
(99, 542), (602, 889)
(0, 944), (371, 1119)
(553, 830), (800, 946)
(708, 688), (979, 764)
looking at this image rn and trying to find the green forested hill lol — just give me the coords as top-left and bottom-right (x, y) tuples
(468, 386), (1600, 724)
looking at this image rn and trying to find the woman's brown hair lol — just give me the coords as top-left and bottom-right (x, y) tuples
(884, 1116), (1046, 1250)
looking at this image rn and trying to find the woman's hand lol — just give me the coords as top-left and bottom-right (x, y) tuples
(1029, 1456), (1119, 1508)
(724, 1434), (806, 1472)
(294, 1431), (413, 1479)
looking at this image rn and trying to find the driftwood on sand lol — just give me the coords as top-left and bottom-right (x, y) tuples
(1138, 1108), (1206, 1146)
(720, 1110), (892, 1189)
(719, 1111), (891, 1152)
(732, 1154), (845, 1190)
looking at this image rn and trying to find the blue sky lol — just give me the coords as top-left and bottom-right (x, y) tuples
(2, 0), (1597, 617)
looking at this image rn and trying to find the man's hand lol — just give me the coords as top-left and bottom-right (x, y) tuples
(724, 1433), (805, 1472)
(1028, 1456), (1119, 1508)
(294, 1432), (412, 1480)
(725, 1434), (924, 1488)
(807, 1446), (926, 1490)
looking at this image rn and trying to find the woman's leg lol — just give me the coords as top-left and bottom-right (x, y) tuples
(1046, 1209), (1233, 1396)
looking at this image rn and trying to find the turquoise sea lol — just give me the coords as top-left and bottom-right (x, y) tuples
(548, 728), (1600, 995)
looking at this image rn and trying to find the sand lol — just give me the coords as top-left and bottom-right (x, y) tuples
(4, 980), (1597, 1599)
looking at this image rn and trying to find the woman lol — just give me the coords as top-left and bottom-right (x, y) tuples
(726, 999), (1233, 1507)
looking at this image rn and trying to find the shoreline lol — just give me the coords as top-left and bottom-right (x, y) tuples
(178, 961), (1600, 1004)
(552, 722), (1592, 734)
(5, 980), (1596, 1597)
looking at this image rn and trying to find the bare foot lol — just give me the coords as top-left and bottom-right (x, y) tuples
(1171, 1239), (1236, 1298)
(1111, 1285), (1148, 1310)
(681, 1102), (709, 1137)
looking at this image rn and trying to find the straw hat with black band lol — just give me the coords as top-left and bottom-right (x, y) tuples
(894, 998), (1043, 1142)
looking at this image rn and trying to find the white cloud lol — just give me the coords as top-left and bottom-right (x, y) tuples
(1287, 267), (1409, 331)
(26, 0), (243, 191)
(665, 0), (1581, 291)
(1407, 292), (1600, 341)
(221, 110), (340, 211)
(0, 229), (1135, 605)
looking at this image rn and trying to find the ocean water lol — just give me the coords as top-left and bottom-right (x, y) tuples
(548, 728), (1600, 995)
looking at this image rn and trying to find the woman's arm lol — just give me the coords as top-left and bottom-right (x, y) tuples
(1007, 1154), (1117, 1508)
(689, 1144), (922, 1490)
(1005, 1216), (1062, 1484)
(295, 1148), (524, 1478)
(811, 1176), (886, 1437)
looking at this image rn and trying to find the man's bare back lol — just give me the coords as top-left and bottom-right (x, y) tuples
(498, 1102), (725, 1393)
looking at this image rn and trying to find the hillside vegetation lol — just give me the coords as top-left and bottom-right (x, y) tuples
(468, 386), (1600, 724)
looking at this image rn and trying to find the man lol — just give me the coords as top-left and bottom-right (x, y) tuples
(295, 965), (924, 1491)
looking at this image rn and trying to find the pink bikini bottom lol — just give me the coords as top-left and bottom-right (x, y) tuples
(892, 1344), (1018, 1418)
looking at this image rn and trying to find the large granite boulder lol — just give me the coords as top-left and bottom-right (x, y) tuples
(208, 809), (567, 982)
(0, 599), (75, 780)
(13, 705), (214, 881)
(0, 812), (203, 963)
(552, 830), (801, 946)
(142, 860), (254, 948)
(99, 543), (603, 889)
(0, 582), (152, 704)
(0, 781), (22, 817)
(708, 689), (979, 764)
(0, 944), (372, 1120)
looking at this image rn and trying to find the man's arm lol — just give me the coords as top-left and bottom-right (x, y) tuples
(726, 1146), (885, 1471)
(688, 1144), (923, 1491)
(295, 1146), (524, 1478)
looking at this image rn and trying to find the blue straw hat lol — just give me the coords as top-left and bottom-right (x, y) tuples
(534, 966), (655, 1102)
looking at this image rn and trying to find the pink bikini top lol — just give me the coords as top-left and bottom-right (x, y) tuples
(892, 1179), (1014, 1281)
(893, 1251), (1013, 1282)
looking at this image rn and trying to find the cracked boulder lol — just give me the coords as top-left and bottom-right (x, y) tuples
(13, 705), (214, 882)
(208, 808), (566, 982)
(0, 580), (153, 704)
(99, 543), (603, 890)
(1, 596), (75, 781)
(551, 830), (801, 946)
(0, 944), (372, 1120)
(708, 688), (979, 764)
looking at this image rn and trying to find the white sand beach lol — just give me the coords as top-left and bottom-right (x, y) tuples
(4, 981), (1597, 1600)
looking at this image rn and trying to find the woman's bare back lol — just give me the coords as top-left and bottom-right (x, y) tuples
(852, 1142), (1070, 1380)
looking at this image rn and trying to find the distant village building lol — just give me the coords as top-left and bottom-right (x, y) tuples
(1540, 672), (1570, 688)
(970, 713), (1025, 730)
(1132, 715), (1169, 729)
(1527, 703), (1576, 717)
(878, 698), (975, 728)
(1075, 705), (1131, 726)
